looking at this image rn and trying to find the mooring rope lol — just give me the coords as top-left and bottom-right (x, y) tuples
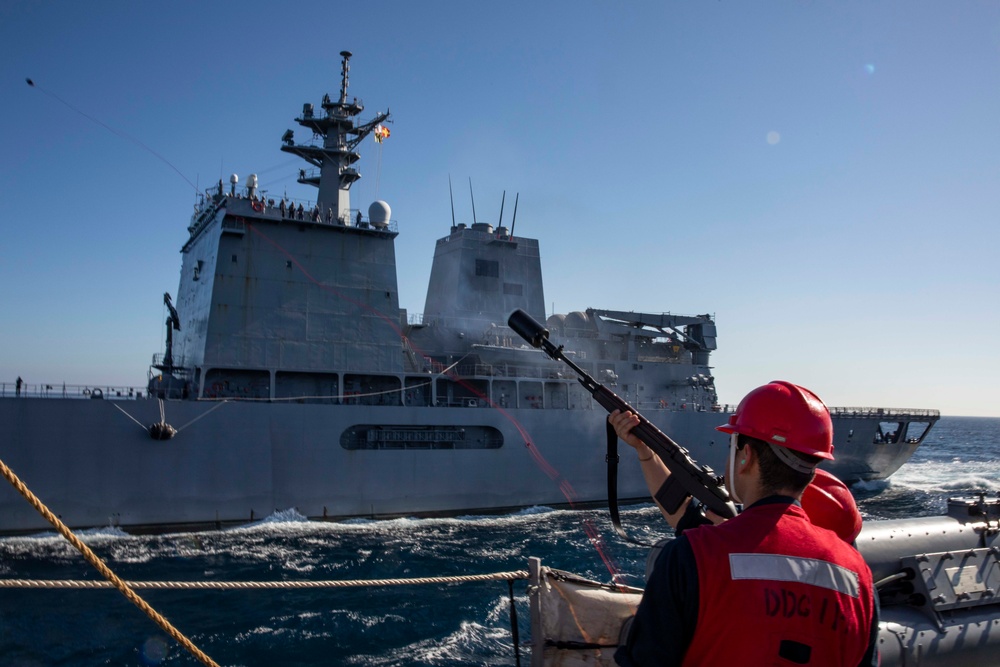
(174, 399), (230, 433)
(111, 397), (231, 436)
(0, 456), (220, 667)
(0, 571), (530, 590)
(110, 401), (150, 433)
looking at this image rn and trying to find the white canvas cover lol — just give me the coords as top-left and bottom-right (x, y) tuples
(528, 558), (643, 667)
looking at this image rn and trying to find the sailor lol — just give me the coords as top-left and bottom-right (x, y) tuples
(611, 381), (878, 667)
(16, 376), (23, 397)
(800, 467), (863, 544)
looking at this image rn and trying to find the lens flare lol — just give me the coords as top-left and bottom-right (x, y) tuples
(140, 636), (170, 665)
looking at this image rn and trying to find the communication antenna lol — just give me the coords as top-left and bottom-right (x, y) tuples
(469, 177), (477, 225)
(498, 190), (506, 228)
(448, 175), (456, 231)
(510, 193), (520, 238)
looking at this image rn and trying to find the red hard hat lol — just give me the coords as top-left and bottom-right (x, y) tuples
(800, 469), (863, 543)
(716, 380), (834, 460)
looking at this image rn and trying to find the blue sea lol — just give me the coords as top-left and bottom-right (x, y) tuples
(1, 416), (998, 666)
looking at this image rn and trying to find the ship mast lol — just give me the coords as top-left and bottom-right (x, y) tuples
(280, 51), (389, 221)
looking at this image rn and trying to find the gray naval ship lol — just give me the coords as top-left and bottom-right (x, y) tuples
(0, 52), (939, 535)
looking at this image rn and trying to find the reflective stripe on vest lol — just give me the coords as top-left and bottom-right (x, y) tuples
(729, 552), (860, 597)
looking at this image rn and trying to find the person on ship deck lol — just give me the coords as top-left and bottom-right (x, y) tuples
(611, 380), (879, 667)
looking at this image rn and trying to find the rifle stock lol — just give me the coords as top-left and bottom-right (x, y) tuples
(508, 309), (737, 520)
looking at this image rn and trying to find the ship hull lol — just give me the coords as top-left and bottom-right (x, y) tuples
(0, 396), (917, 535)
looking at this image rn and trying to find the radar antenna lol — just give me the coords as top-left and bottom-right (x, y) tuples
(339, 50), (352, 105)
(279, 52), (390, 220)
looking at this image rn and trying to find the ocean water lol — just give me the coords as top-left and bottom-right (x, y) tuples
(1, 416), (997, 666)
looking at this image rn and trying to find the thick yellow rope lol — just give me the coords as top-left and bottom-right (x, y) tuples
(0, 456), (219, 667)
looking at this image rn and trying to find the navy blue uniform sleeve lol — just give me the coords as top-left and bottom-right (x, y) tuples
(674, 501), (712, 536)
(857, 590), (880, 667)
(614, 535), (699, 667)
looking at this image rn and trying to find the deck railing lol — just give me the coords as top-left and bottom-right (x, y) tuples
(0, 382), (148, 400)
(828, 406), (940, 419)
(0, 380), (942, 419)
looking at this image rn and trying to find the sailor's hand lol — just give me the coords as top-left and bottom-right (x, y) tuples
(609, 409), (647, 453)
(668, 498), (729, 531)
(702, 507), (729, 526)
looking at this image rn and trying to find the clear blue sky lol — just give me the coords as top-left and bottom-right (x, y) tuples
(2, 1), (998, 416)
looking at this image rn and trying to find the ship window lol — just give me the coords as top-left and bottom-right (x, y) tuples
(286, 260), (293, 268)
(203, 369), (270, 400)
(493, 380), (516, 409)
(404, 377), (432, 406)
(476, 259), (499, 277)
(232, 254), (238, 263)
(435, 378), (488, 407)
(343, 374), (402, 406)
(275, 371), (339, 404)
(519, 381), (543, 409)
(874, 421), (904, 444)
(903, 421), (932, 444)
(503, 283), (523, 296)
(544, 382), (568, 409)
(341, 425), (503, 450)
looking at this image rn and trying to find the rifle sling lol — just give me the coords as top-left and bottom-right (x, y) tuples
(606, 419), (656, 547)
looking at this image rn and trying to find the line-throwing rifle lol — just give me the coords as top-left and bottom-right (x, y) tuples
(508, 309), (737, 522)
